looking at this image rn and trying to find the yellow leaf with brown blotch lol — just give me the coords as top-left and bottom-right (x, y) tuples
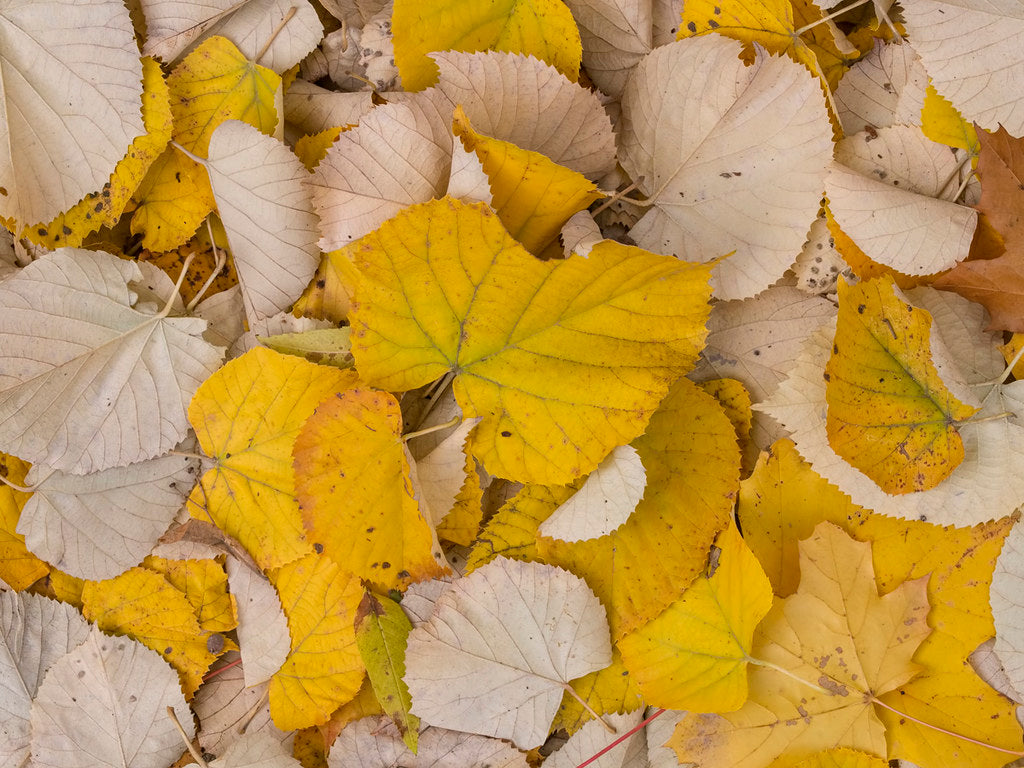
(292, 389), (449, 591)
(825, 276), (979, 494)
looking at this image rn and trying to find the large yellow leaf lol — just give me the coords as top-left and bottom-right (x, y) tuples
(292, 388), (449, 591)
(824, 276), (979, 494)
(617, 522), (773, 712)
(452, 106), (602, 259)
(349, 197), (712, 484)
(392, 0), (582, 90)
(269, 553), (365, 730)
(132, 36), (281, 251)
(670, 523), (931, 768)
(0, 453), (48, 590)
(188, 347), (357, 570)
(143, 556), (238, 633)
(81, 567), (219, 697)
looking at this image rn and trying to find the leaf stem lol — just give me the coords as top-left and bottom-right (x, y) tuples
(186, 219), (226, 312)
(169, 141), (205, 166)
(562, 682), (616, 734)
(402, 414), (461, 442)
(255, 6), (297, 64)
(794, 0), (872, 35)
(0, 473), (34, 494)
(870, 696), (1024, 756)
(591, 181), (642, 217)
(161, 252), (197, 319)
(574, 708), (666, 768)
(166, 706), (209, 768)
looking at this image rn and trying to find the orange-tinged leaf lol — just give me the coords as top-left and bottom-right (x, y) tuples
(617, 522), (773, 712)
(269, 553), (365, 730)
(81, 567), (219, 698)
(292, 389), (448, 591)
(825, 276), (979, 494)
(538, 378), (740, 639)
(0, 453), (48, 590)
(452, 106), (602, 259)
(188, 347), (358, 570)
(392, 0), (583, 91)
(670, 523), (931, 768)
(143, 556), (238, 633)
(349, 197), (712, 484)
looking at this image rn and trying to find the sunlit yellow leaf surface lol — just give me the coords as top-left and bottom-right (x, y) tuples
(269, 553), (364, 730)
(618, 522), (773, 712)
(349, 197), (712, 484)
(143, 556), (237, 633)
(292, 389), (448, 590)
(392, 0), (582, 90)
(293, 247), (358, 323)
(452, 106), (602, 259)
(825, 276), (979, 494)
(188, 347), (357, 570)
(552, 650), (643, 735)
(0, 453), (48, 590)
(921, 84), (980, 157)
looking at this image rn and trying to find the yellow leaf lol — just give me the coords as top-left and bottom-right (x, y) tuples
(921, 84), (980, 157)
(0, 453), (48, 590)
(294, 127), (344, 171)
(350, 197), (712, 484)
(269, 553), (365, 730)
(143, 556), (238, 633)
(618, 522), (773, 712)
(466, 484), (570, 571)
(552, 650), (643, 735)
(82, 567), (218, 698)
(790, 750), (890, 768)
(292, 389), (449, 590)
(354, 591), (419, 751)
(293, 247), (358, 323)
(259, 328), (354, 369)
(538, 378), (740, 639)
(435, 449), (484, 547)
(671, 522), (931, 768)
(314, 676), (385, 750)
(452, 105), (602, 259)
(825, 276), (979, 494)
(392, 0), (583, 91)
(678, 0), (855, 88)
(132, 36), (281, 251)
(22, 57), (172, 249)
(699, 378), (753, 454)
(188, 347), (358, 570)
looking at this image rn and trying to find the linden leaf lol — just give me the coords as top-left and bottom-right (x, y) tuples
(349, 197), (712, 485)
(670, 523), (931, 768)
(551, 651), (644, 735)
(29, 627), (193, 768)
(992, 523), (1024, 700)
(619, 36), (833, 300)
(292, 388), (449, 590)
(0, 454), (48, 591)
(259, 328), (353, 369)
(224, 556), (290, 686)
(0, 249), (223, 475)
(354, 592), (420, 751)
(392, 0), (583, 91)
(184, 732), (302, 768)
(835, 41), (928, 133)
(269, 553), (365, 730)
(562, 0), (652, 98)
(144, 556), (237, 633)
(188, 347), (358, 570)
(544, 711), (647, 768)
(0, 0), (144, 226)
(824, 276), (979, 494)
(617, 522), (773, 712)
(920, 84), (980, 156)
(404, 557), (612, 749)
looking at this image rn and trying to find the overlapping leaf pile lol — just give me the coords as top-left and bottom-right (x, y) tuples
(3, 0), (1024, 767)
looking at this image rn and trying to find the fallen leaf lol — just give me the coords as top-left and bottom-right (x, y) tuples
(619, 36), (833, 300)
(834, 40), (928, 133)
(411, 416), (479, 527)
(991, 523), (1024, 703)
(920, 84), (980, 156)
(259, 328), (353, 369)
(224, 556), (290, 686)
(544, 711), (647, 768)
(349, 197), (712, 484)
(186, 731), (302, 768)
(552, 650), (644, 734)
(144, 556), (237, 633)
(0, 453), (48, 590)
(283, 79), (373, 139)
(562, 0), (652, 98)
(404, 557), (612, 749)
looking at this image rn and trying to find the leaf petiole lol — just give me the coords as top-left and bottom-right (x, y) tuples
(402, 414), (461, 442)
(561, 682), (616, 734)
(166, 705), (210, 768)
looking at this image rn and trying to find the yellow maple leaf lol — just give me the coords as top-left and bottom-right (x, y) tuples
(21, 57), (172, 250)
(269, 553), (365, 730)
(392, 0), (583, 91)
(292, 388), (449, 590)
(825, 276), (979, 494)
(81, 567), (220, 698)
(188, 347), (358, 570)
(0, 453), (48, 590)
(143, 555), (238, 633)
(617, 522), (773, 712)
(349, 197), (712, 484)
(452, 105), (603, 259)
(132, 36), (281, 251)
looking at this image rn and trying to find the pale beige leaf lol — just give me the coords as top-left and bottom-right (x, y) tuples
(0, 231), (18, 282)
(30, 627), (192, 768)
(193, 657), (293, 757)
(284, 80), (373, 137)
(827, 126), (976, 274)
(792, 214), (853, 296)
(901, 1), (1024, 134)
(560, 211), (603, 258)
(562, 0), (652, 98)
(225, 557), (290, 687)
(0, 593), (91, 768)
(992, 522), (1024, 700)
(646, 709), (686, 768)
(404, 557), (612, 749)
(0, 249), (223, 474)
(446, 142), (493, 206)
(329, 716), (530, 768)
(195, 286), (247, 350)
(188, 732), (300, 768)
(400, 578), (454, 628)
(428, 50), (616, 181)
(620, 37), (833, 300)
(835, 40), (928, 133)
(544, 711), (647, 768)
(141, 0), (323, 73)
(0, 0), (144, 225)
(207, 120), (320, 323)
(412, 417), (480, 526)
(308, 97), (452, 250)
(539, 445), (646, 542)
(17, 453), (197, 581)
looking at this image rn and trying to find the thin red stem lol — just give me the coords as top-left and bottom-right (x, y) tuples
(575, 707), (666, 768)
